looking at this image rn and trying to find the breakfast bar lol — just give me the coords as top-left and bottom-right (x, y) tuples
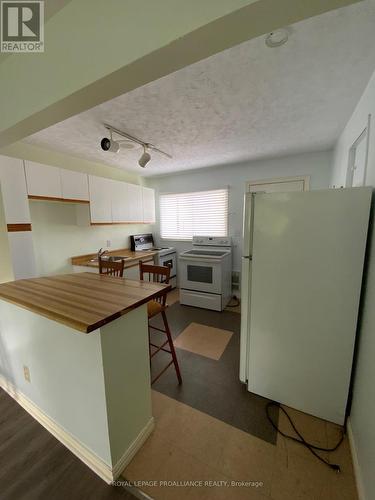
(0, 273), (169, 482)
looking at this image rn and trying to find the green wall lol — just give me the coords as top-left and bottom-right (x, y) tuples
(30, 201), (152, 275)
(0, 188), (13, 283)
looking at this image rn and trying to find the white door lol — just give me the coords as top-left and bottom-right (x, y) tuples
(126, 183), (143, 222)
(142, 187), (155, 223)
(60, 169), (89, 201)
(247, 176), (309, 194)
(240, 177), (307, 383)
(88, 176), (113, 223)
(25, 161), (62, 199)
(346, 126), (369, 188)
(0, 156), (31, 224)
(111, 180), (128, 222)
(247, 187), (371, 424)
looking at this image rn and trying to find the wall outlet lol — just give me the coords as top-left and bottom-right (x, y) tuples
(106, 240), (111, 248)
(23, 365), (31, 383)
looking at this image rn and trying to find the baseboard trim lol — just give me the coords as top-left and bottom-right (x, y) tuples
(112, 417), (155, 479)
(347, 418), (366, 500)
(0, 376), (153, 484)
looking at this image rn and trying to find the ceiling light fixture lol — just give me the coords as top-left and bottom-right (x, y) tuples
(101, 124), (172, 168)
(265, 28), (289, 48)
(138, 146), (152, 168)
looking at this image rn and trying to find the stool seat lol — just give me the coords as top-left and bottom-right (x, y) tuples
(147, 301), (164, 318)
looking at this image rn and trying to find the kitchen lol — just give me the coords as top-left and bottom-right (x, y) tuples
(1, 2), (375, 500)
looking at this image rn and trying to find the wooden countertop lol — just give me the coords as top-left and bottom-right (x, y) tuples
(0, 273), (170, 333)
(71, 248), (157, 269)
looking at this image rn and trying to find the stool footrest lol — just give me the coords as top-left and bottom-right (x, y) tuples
(151, 360), (174, 385)
(150, 340), (171, 358)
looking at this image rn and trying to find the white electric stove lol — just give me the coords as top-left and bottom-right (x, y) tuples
(130, 233), (177, 288)
(179, 236), (232, 311)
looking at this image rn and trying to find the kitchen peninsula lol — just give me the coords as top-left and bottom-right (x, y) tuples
(0, 272), (169, 482)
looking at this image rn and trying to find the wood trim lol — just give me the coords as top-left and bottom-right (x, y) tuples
(7, 223), (32, 232)
(28, 195), (89, 204)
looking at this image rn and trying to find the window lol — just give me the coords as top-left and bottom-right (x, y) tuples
(159, 188), (228, 241)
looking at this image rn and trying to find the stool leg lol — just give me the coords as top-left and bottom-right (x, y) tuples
(161, 310), (182, 384)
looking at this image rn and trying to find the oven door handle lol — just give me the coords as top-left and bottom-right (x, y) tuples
(179, 256), (221, 263)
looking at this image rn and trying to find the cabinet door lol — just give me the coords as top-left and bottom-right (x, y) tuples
(142, 187), (155, 223)
(8, 232), (37, 279)
(88, 176), (113, 223)
(126, 183), (143, 222)
(61, 169), (89, 201)
(0, 156), (31, 223)
(25, 161), (62, 198)
(111, 181), (128, 222)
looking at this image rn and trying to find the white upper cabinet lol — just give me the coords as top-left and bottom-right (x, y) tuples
(88, 175), (113, 223)
(126, 183), (143, 222)
(0, 156), (31, 224)
(25, 161), (62, 199)
(142, 186), (155, 223)
(60, 169), (89, 201)
(111, 181), (128, 222)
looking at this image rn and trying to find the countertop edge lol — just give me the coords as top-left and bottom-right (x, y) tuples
(0, 276), (171, 334)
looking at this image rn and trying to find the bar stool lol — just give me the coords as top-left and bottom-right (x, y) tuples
(99, 257), (125, 277)
(139, 261), (182, 385)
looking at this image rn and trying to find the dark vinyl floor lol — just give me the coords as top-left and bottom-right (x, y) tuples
(151, 302), (279, 444)
(0, 389), (136, 500)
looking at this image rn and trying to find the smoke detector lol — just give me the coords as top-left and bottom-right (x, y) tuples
(265, 29), (289, 48)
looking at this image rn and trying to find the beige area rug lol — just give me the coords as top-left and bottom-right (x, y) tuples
(174, 322), (233, 360)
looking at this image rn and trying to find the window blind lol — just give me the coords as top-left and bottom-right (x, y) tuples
(159, 188), (228, 240)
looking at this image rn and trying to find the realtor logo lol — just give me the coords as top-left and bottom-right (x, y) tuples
(1, 1), (44, 52)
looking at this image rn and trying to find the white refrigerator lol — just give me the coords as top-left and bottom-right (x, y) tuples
(240, 187), (372, 425)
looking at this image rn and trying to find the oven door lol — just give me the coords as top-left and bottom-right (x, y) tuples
(179, 257), (222, 294)
(159, 253), (176, 277)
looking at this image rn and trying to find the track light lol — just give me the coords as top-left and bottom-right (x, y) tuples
(138, 147), (151, 168)
(101, 124), (172, 168)
(100, 137), (120, 153)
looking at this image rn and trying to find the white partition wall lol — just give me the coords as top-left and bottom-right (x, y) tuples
(0, 155), (37, 280)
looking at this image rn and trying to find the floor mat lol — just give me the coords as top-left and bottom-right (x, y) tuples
(174, 322), (233, 360)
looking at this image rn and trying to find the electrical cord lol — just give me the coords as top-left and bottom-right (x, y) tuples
(266, 402), (344, 472)
(226, 296), (240, 308)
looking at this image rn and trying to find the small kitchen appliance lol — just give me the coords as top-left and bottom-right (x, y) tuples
(130, 233), (177, 288)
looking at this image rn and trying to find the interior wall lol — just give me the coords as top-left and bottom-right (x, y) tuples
(146, 150), (333, 277)
(0, 189), (13, 283)
(0, 143), (153, 276)
(30, 202), (152, 276)
(331, 67), (375, 500)
(0, 141), (142, 184)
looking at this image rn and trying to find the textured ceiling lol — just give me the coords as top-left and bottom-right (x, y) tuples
(24, 1), (375, 177)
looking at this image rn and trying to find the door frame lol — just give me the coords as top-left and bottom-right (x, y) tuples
(246, 175), (310, 193)
(345, 114), (371, 188)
